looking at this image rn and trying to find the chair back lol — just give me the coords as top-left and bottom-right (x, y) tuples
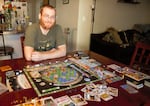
(130, 42), (150, 67)
(0, 30), (14, 59)
(0, 30), (6, 55)
(20, 36), (25, 58)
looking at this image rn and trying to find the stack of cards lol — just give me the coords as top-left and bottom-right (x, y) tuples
(81, 83), (118, 102)
(107, 64), (123, 73)
(120, 84), (138, 94)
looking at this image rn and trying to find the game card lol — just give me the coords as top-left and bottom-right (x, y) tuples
(0, 82), (8, 95)
(0, 65), (12, 72)
(107, 64), (122, 73)
(120, 84), (138, 94)
(81, 83), (96, 93)
(34, 99), (43, 106)
(42, 96), (56, 106)
(107, 87), (118, 97)
(71, 94), (88, 106)
(54, 95), (75, 106)
(22, 101), (35, 106)
(84, 93), (101, 102)
(100, 93), (113, 101)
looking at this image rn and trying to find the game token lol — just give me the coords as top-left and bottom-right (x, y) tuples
(84, 78), (91, 82)
(49, 82), (52, 85)
(39, 82), (46, 86)
(35, 78), (42, 82)
(16, 71), (20, 75)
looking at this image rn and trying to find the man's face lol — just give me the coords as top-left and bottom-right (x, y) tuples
(39, 7), (56, 30)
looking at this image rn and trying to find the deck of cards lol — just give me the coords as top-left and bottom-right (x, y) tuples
(81, 83), (118, 102)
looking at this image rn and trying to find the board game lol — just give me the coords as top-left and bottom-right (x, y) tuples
(24, 59), (101, 97)
(24, 58), (120, 97)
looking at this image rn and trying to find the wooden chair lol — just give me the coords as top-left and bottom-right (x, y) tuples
(0, 30), (14, 59)
(130, 41), (150, 74)
(20, 36), (25, 58)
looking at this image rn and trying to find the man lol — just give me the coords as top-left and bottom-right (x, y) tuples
(24, 5), (66, 61)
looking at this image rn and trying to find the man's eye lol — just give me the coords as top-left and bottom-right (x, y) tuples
(43, 15), (55, 19)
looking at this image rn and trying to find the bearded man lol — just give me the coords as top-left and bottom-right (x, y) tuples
(24, 5), (66, 61)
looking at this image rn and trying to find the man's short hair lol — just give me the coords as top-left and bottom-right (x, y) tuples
(40, 4), (55, 14)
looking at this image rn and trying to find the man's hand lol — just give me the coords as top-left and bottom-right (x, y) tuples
(24, 45), (66, 62)
(31, 51), (43, 61)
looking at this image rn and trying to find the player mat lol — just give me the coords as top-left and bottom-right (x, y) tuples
(24, 60), (100, 97)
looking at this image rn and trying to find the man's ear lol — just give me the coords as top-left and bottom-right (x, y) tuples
(39, 13), (41, 19)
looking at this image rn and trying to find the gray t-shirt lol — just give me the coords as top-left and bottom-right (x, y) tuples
(24, 23), (66, 51)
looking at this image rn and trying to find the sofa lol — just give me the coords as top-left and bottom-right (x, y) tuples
(90, 25), (150, 65)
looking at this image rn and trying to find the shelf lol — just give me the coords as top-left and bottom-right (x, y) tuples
(118, 0), (140, 4)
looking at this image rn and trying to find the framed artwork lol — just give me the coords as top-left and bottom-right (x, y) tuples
(63, 0), (69, 4)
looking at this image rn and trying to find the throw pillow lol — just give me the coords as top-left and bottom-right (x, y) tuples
(102, 27), (122, 44)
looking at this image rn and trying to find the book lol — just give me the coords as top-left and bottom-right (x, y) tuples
(122, 67), (150, 81)
(120, 84), (138, 94)
(126, 80), (143, 89)
(144, 79), (150, 88)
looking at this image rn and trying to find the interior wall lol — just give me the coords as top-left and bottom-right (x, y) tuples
(76, 0), (93, 50)
(93, 0), (150, 33)
(56, 0), (79, 31)
(0, 0), (4, 11)
(56, 0), (79, 51)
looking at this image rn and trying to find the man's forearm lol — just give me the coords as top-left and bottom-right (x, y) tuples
(41, 46), (66, 60)
(24, 46), (34, 61)
(31, 45), (66, 61)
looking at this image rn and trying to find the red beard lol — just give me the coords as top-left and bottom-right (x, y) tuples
(40, 19), (54, 30)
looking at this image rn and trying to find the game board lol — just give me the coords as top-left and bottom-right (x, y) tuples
(24, 60), (100, 97)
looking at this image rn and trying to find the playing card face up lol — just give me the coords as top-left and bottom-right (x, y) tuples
(100, 93), (113, 101)
(71, 94), (88, 106)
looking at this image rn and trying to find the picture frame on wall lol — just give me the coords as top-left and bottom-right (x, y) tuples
(63, 0), (69, 4)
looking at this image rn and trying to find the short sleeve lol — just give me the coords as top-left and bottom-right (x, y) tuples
(24, 24), (38, 47)
(55, 25), (66, 47)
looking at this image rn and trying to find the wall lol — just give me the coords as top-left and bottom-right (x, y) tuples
(56, 0), (150, 51)
(0, 33), (24, 60)
(0, 0), (4, 11)
(76, 0), (93, 50)
(56, 0), (79, 51)
(56, 0), (93, 51)
(93, 0), (150, 33)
